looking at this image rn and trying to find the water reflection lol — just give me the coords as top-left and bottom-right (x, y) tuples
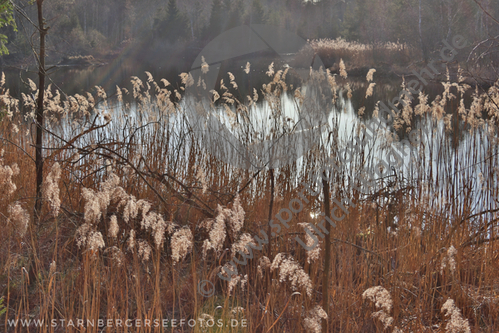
(5, 64), (497, 219)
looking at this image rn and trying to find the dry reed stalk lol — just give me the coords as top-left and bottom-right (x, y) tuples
(0, 65), (498, 333)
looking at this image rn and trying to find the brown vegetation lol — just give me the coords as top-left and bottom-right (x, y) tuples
(0, 61), (498, 332)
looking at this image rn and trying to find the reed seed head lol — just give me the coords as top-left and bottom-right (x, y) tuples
(441, 299), (471, 333)
(8, 203), (29, 237)
(171, 227), (193, 264)
(42, 162), (61, 217)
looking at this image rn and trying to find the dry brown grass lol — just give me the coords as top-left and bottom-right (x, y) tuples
(297, 38), (416, 72)
(0, 64), (498, 333)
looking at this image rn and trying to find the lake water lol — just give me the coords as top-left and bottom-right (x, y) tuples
(2, 59), (497, 221)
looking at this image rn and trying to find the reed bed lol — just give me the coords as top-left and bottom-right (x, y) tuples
(304, 38), (416, 70)
(0, 62), (498, 333)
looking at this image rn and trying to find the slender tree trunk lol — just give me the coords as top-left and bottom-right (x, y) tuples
(322, 174), (331, 332)
(34, 0), (47, 223)
(28, 0), (48, 286)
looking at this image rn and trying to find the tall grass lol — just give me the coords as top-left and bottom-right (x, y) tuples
(300, 38), (416, 70)
(0, 62), (498, 333)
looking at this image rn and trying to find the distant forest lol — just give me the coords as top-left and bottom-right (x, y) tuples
(1, 0), (499, 65)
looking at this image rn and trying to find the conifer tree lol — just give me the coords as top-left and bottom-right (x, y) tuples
(155, 0), (187, 42)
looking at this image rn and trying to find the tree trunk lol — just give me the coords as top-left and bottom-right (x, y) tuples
(34, 0), (47, 223)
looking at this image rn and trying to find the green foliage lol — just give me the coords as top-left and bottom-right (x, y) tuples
(0, 0), (17, 55)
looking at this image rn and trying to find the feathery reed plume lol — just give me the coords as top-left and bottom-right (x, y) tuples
(137, 239), (152, 262)
(362, 286), (394, 329)
(122, 196), (139, 223)
(87, 231), (105, 252)
(127, 229), (136, 251)
(231, 233), (256, 257)
(42, 162), (61, 217)
(160, 78), (170, 88)
(171, 228), (193, 264)
(303, 305), (328, 333)
(227, 274), (247, 294)
(179, 72), (194, 87)
(365, 83), (376, 98)
(95, 85), (107, 103)
(49, 260), (56, 275)
(441, 245), (458, 274)
(346, 83), (352, 99)
(257, 256), (271, 278)
(358, 106), (366, 117)
(266, 62), (275, 77)
(228, 274), (241, 294)
(201, 56), (209, 74)
(228, 72), (238, 89)
(8, 203), (29, 237)
(108, 215), (119, 239)
(244, 62), (251, 74)
(140, 211), (170, 249)
(441, 299), (471, 333)
(80, 172), (170, 251)
(76, 223), (91, 248)
(104, 246), (124, 266)
(371, 310), (394, 329)
(202, 197), (244, 258)
(339, 59), (347, 79)
(28, 78), (37, 92)
(270, 253), (313, 297)
(298, 223), (321, 263)
(81, 173), (120, 224)
(202, 205), (227, 257)
(0, 158), (19, 198)
(116, 85), (123, 103)
(366, 68), (376, 82)
(131, 76), (144, 99)
(230, 194), (245, 236)
(363, 286), (392, 313)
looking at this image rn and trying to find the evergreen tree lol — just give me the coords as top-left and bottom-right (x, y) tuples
(227, 0), (244, 30)
(250, 0), (266, 25)
(206, 0), (224, 39)
(155, 0), (188, 42)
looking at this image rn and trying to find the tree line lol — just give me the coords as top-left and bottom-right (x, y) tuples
(0, 0), (498, 64)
